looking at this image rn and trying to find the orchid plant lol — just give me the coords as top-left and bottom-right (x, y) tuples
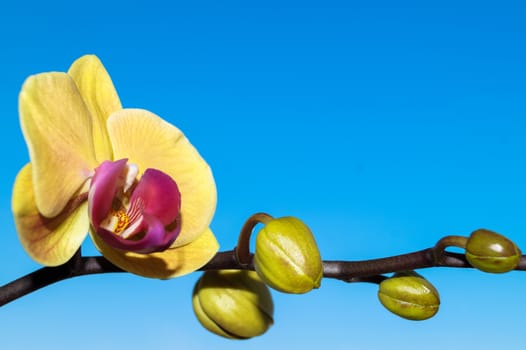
(3, 55), (525, 341)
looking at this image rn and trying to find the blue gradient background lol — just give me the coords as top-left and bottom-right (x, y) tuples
(1, 1), (525, 349)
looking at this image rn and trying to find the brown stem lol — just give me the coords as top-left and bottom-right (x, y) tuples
(1, 248), (525, 307)
(0, 254), (121, 307)
(433, 235), (469, 264)
(234, 212), (273, 266)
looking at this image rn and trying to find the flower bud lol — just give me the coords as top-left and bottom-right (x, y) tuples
(192, 270), (274, 339)
(378, 271), (440, 321)
(254, 216), (322, 294)
(465, 229), (521, 273)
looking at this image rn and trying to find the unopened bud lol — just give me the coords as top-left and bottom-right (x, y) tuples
(465, 229), (521, 273)
(254, 216), (322, 294)
(192, 270), (274, 339)
(378, 271), (440, 321)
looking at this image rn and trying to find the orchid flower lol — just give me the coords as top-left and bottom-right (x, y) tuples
(11, 55), (218, 278)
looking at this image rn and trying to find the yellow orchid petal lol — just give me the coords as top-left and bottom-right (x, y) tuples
(19, 72), (98, 217)
(107, 109), (217, 247)
(90, 228), (219, 279)
(12, 164), (89, 266)
(68, 55), (122, 162)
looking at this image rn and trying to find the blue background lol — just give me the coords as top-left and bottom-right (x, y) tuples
(1, 1), (525, 349)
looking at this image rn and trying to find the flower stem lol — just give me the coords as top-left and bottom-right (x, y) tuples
(0, 255), (121, 307)
(1, 245), (525, 307)
(234, 212), (273, 266)
(433, 235), (469, 264)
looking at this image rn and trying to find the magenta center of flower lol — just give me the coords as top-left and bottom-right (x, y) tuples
(88, 159), (182, 254)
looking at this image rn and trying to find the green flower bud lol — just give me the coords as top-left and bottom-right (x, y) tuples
(192, 270), (274, 339)
(378, 271), (440, 321)
(465, 229), (521, 273)
(254, 216), (323, 294)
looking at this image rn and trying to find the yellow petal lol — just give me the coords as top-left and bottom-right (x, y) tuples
(12, 164), (89, 266)
(107, 109), (217, 247)
(68, 55), (122, 162)
(19, 72), (98, 217)
(90, 228), (219, 279)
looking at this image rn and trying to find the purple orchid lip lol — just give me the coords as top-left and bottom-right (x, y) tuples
(88, 159), (182, 254)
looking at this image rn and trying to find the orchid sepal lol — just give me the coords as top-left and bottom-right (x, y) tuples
(12, 164), (90, 266)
